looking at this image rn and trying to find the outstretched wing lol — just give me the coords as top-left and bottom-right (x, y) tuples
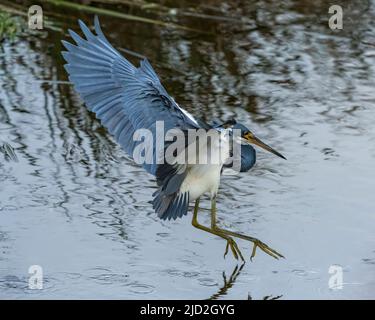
(62, 17), (205, 220)
(61, 16), (201, 176)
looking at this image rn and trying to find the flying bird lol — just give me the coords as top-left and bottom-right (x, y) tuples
(61, 17), (286, 261)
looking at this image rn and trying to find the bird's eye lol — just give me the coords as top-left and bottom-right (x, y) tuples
(244, 131), (254, 139)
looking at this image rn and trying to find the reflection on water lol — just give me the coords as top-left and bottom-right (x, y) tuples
(210, 263), (245, 300)
(1, 0), (375, 299)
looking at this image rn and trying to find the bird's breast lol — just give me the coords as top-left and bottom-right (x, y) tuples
(178, 129), (230, 201)
(179, 164), (222, 201)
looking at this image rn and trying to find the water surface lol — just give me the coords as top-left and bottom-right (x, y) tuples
(1, 0), (375, 299)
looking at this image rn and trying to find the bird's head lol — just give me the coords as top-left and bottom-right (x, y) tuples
(223, 120), (286, 160)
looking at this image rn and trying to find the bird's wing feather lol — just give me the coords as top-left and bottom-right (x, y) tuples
(61, 16), (201, 177)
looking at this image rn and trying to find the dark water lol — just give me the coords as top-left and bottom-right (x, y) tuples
(1, 0), (375, 299)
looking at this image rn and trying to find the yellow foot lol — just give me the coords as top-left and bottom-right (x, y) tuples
(213, 227), (284, 261)
(250, 239), (284, 261)
(223, 237), (245, 262)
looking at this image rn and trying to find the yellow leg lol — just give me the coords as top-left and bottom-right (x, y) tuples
(210, 198), (284, 260)
(192, 198), (244, 261)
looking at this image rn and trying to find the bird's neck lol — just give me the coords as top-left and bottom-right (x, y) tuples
(239, 144), (256, 172)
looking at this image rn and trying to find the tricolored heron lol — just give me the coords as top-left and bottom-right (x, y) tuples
(61, 17), (286, 262)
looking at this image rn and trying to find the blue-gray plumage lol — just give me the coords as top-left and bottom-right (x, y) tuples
(231, 123), (256, 172)
(61, 17), (286, 261)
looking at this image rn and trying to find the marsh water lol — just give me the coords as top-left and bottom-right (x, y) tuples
(1, 0), (375, 299)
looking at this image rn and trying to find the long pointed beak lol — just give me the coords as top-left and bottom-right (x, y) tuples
(246, 135), (286, 160)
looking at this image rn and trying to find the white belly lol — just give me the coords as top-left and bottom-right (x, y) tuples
(180, 164), (222, 201)
(176, 127), (231, 201)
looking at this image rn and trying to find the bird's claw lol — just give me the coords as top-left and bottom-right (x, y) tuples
(224, 238), (245, 262)
(250, 239), (284, 261)
(214, 226), (284, 261)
